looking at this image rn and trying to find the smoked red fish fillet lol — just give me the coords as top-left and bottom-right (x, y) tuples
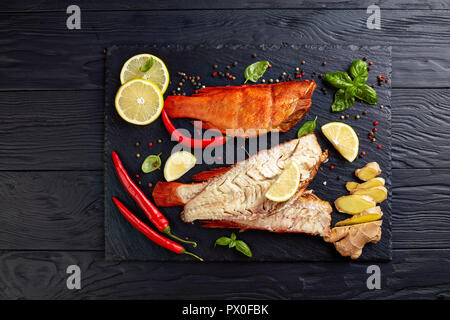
(164, 80), (317, 138)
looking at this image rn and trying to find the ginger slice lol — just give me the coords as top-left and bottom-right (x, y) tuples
(335, 206), (383, 227)
(346, 177), (385, 192)
(334, 195), (376, 215)
(351, 186), (387, 203)
(324, 220), (382, 259)
(355, 162), (381, 181)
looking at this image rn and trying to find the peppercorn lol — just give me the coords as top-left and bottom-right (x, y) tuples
(213, 64), (218, 69)
(377, 145), (382, 149)
(368, 67), (372, 71)
(345, 114), (349, 119)
(363, 110), (368, 115)
(269, 79), (274, 83)
(282, 72), (287, 77)
(372, 138), (376, 142)
(355, 115), (360, 119)
(136, 174), (140, 179)
(369, 61), (373, 66)
(361, 151), (366, 156)
(340, 115), (345, 120)
(252, 53), (257, 58)
(385, 79), (389, 83)
(380, 105), (384, 109)
(330, 165), (335, 170)
(268, 64), (272, 68)
(318, 74), (324, 79)
(371, 84), (376, 88)
(373, 121), (379, 126)
(182, 92), (186, 96)
(301, 60), (305, 65)
(135, 142), (140, 147)
(218, 72), (224, 77)
(226, 65), (230, 70)
(232, 76), (236, 80)
(138, 181), (142, 185)
(322, 61), (327, 66)
(311, 72), (316, 77)
(232, 61), (238, 67)
(176, 87), (181, 91)
(337, 176), (342, 180)
(261, 79), (266, 83)
(136, 153), (140, 158)
(179, 82), (183, 86)
(148, 183), (153, 188)
(172, 90), (176, 95)
(373, 128), (377, 132)
(363, 57), (368, 61)
(275, 79), (280, 83)
(157, 139), (162, 143)
(296, 67), (300, 71)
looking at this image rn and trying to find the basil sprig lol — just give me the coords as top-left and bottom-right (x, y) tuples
(244, 60), (269, 84)
(141, 152), (162, 173)
(215, 232), (252, 257)
(139, 57), (154, 73)
(325, 59), (377, 112)
(297, 116), (317, 138)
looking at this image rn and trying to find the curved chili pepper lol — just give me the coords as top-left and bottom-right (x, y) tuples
(161, 109), (229, 149)
(112, 197), (203, 261)
(112, 151), (197, 247)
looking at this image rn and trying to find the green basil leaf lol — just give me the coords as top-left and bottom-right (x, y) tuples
(349, 59), (368, 81)
(235, 240), (252, 257)
(244, 60), (269, 83)
(352, 74), (368, 87)
(345, 86), (358, 101)
(331, 88), (355, 112)
(228, 240), (236, 248)
(215, 237), (231, 247)
(141, 152), (162, 173)
(139, 57), (154, 73)
(230, 232), (237, 241)
(324, 72), (353, 89)
(354, 84), (378, 104)
(297, 116), (317, 138)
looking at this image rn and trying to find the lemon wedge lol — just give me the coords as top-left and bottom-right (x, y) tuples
(164, 151), (197, 182)
(115, 79), (164, 125)
(120, 54), (170, 94)
(265, 160), (301, 202)
(321, 122), (359, 162)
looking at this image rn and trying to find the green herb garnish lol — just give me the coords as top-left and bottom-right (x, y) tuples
(297, 116), (317, 138)
(215, 232), (252, 257)
(141, 152), (162, 173)
(325, 59), (377, 112)
(244, 60), (269, 84)
(139, 57), (154, 73)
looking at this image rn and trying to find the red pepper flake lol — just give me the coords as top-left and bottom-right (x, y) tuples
(228, 74), (233, 79)
(361, 151), (366, 156)
(212, 72), (217, 77)
(217, 156), (222, 161)
(330, 165), (335, 170)
(373, 128), (377, 132)
(373, 121), (379, 126)
(295, 74), (301, 79)
(136, 174), (140, 179)
(148, 142), (153, 147)
(381, 75), (386, 79)
(369, 61), (373, 65)
(268, 64), (272, 68)
(301, 71), (305, 76)
(377, 145), (382, 149)
(311, 79), (315, 82)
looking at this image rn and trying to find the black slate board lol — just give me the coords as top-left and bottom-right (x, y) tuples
(105, 44), (391, 261)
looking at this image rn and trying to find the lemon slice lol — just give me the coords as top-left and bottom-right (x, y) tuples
(115, 79), (164, 125)
(164, 151), (197, 182)
(120, 54), (170, 94)
(321, 122), (359, 162)
(265, 160), (301, 202)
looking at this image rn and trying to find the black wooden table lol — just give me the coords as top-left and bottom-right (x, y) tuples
(1, 1), (449, 299)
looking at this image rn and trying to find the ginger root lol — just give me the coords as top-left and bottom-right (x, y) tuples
(346, 177), (385, 192)
(355, 162), (381, 181)
(335, 206), (383, 227)
(334, 195), (376, 215)
(324, 220), (382, 259)
(351, 186), (387, 203)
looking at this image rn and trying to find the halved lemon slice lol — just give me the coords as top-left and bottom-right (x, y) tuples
(321, 122), (359, 162)
(265, 160), (301, 202)
(164, 151), (197, 182)
(120, 54), (170, 94)
(115, 79), (164, 125)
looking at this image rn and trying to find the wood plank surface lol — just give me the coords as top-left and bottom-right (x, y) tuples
(0, 249), (448, 299)
(1, 89), (448, 171)
(1, 11), (450, 90)
(0, 169), (448, 251)
(1, 1), (449, 11)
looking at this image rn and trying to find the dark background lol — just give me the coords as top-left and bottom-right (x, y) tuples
(0, 1), (449, 299)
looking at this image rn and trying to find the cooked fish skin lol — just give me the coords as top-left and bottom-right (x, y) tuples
(164, 81), (317, 138)
(152, 134), (330, 236)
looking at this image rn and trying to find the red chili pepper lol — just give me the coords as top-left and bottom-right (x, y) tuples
(112, 197), (203, 261)
(373, 121), (379, 126)
(373, 128), (377, 132)
(161, 110), (228, 149)
(377, 145), (382, 149)
(212, 72), (217, 77)
(330, 165), (335, 170)
(111, 151), (196, 247)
